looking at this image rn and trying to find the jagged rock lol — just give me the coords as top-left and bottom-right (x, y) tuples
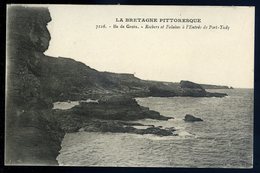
(184, 114), (203, 122)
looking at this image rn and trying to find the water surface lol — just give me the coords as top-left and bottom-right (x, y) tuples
(57, 89), (253, 168)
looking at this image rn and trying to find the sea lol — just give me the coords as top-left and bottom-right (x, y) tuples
(56, 89), (253, 168)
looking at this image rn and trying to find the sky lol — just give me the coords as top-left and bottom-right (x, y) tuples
(41, 5), (254, 88)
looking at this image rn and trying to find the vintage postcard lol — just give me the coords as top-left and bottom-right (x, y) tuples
(5, 4), (254, 168)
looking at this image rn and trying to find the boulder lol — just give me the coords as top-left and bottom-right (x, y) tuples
(184, 114), (203, 122)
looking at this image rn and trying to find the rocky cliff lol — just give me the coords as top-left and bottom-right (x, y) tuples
(5, 6), (227, 165)
(6, 6), (65, 165)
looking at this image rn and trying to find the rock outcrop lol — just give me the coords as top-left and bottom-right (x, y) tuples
(75, 119), (175, 136)
(6, 6), (63, 165)
(184, 114), (203, 122)
(7, 6), (52, 110)
(66, 96), (170, 121)
(51, 95), (172, 134)
(147, 80), (227, 97)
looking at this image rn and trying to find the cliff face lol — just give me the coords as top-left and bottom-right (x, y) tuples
(6, 6), (227, 165)
(7, 6), (116, 108)
(7, 6), (52, 110)
(6, 6), (63, 165)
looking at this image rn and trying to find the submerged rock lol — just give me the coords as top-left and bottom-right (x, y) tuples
(184, 114), (203, 122)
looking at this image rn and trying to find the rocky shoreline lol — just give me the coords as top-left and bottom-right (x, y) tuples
(5, 6), (228, 165)
(52, 96), (174, 135)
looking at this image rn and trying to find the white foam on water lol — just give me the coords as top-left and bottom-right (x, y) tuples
(81, 99), (99, 103)
(167, 117), (184, 122)
(133, 131), (196, 140)
(132, 126), (149, 129)
(177, 130), (194, 137)
(133, 134), (178, 141)
(53, 101), (79, 110)
(53, 99), (99, 110)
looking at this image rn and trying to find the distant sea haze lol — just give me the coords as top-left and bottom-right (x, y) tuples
(57, 89), (253, 168)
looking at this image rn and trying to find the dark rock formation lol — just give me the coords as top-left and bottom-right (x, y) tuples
(7, 6), (52, 110)
(79, 120), (176, 136)
(52, 95), (171, 134)
(66, 96), (171, 121)
(148, 80), (227, 98)
(184, 114), (203, 122)
(6, 6), (63, 165)
(8, 6), (51, 52)
(5, 110), (64, 165)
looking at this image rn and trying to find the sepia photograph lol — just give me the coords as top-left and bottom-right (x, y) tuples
(5, 4), (254, 168)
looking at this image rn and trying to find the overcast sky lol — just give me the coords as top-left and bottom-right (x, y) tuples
(42, 5), (254, 88)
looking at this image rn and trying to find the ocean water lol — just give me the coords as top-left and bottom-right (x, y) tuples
(57, 89), (253, 168)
